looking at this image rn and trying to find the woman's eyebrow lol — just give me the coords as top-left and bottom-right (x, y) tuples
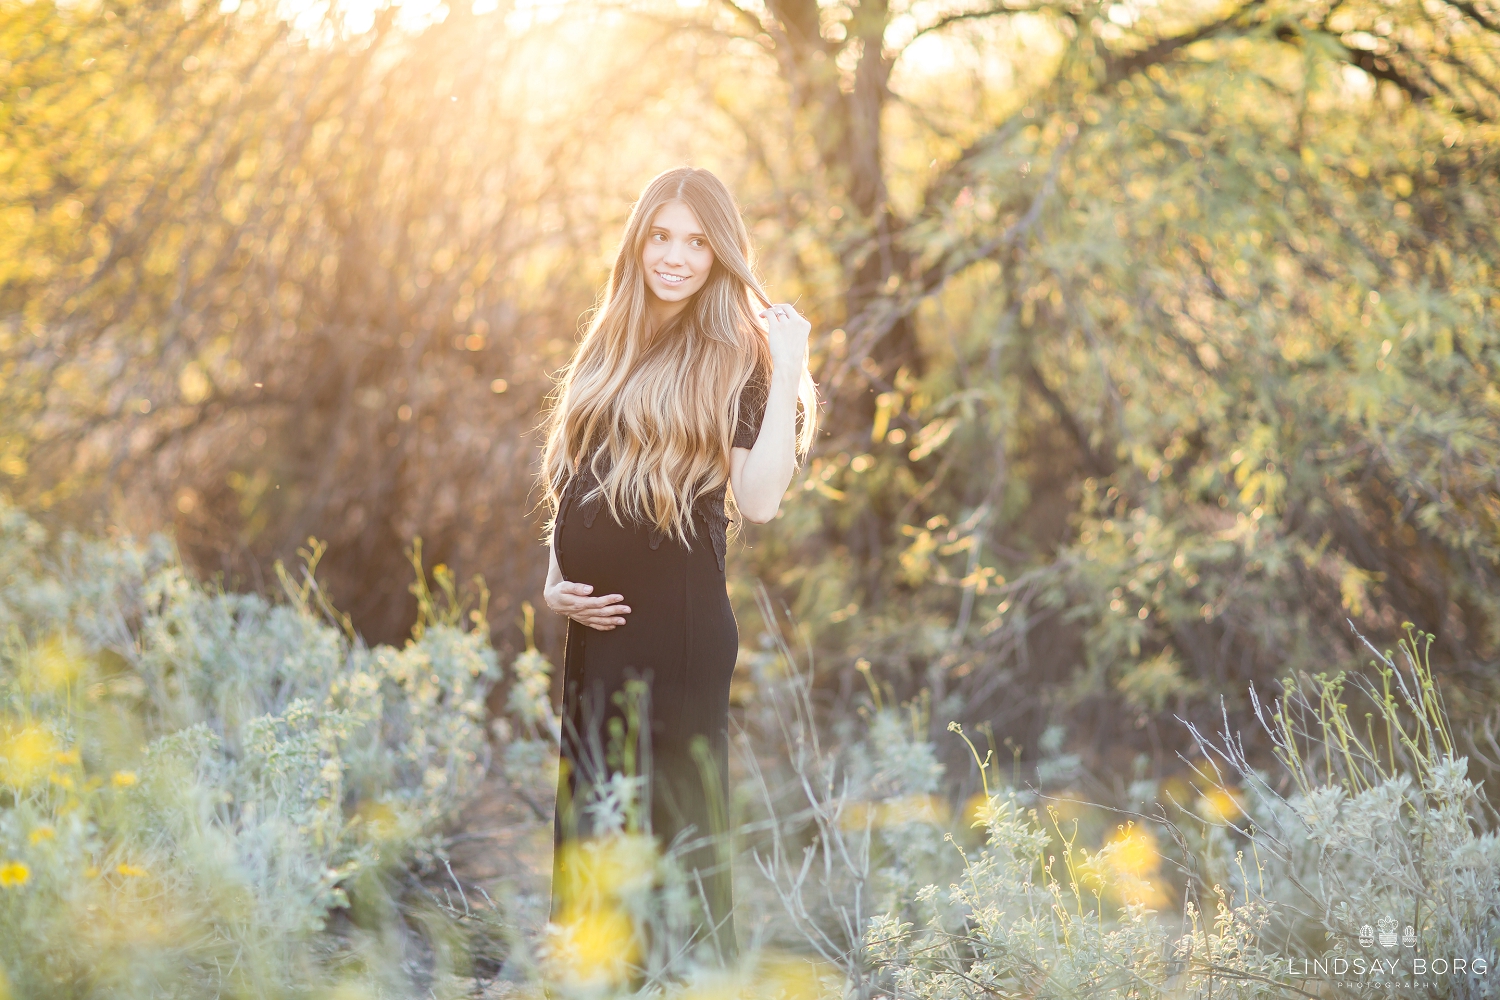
(652, 226), (708, 239)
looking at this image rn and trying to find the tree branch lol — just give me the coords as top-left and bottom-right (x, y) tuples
(1104, 0), (1265, 83)
(825, 127), (1075, 399)
(905, 2), (1041, 46)
(1336, 39), (1437, 102)
(1441, 0), (1500, 35)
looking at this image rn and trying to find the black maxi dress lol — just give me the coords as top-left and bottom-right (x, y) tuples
(549, 372), (768, 962)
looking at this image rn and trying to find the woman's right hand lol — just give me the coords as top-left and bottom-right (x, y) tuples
(545, 579), (631, 631)
(759, 302), (811, 372)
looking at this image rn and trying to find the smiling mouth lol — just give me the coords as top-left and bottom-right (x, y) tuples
(656, 272), (689, 285)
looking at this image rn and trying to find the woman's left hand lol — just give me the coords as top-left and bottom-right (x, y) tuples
(759, 303), (811, 371)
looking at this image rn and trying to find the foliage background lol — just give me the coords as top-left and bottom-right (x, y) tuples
(2, 0), (1497, 815)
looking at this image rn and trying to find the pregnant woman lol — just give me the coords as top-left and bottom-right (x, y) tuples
(538, 166), (817, 965)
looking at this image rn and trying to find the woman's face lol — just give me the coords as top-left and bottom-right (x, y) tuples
(642, 200), (713, 305)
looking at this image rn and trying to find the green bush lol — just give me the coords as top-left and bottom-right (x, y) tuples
(0, 505), (503, 997)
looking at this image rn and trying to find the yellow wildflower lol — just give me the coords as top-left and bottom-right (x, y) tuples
(1103, 825), (1159, 877)
(53, 748), (81, 766)
(0, 726), (57, 788)
(116, 863), (148, 877)
(962, 792), (991, 828)
(84, 866), (99, 878)
(838, 794), (951, 831)
(29, 826), (55, 845)
(0, 861), (30, 887)
(553, 834), (658, 907)
(355, 800), (400, 841)
(1096, 825), (1168, 909)
(754, 952), (828, 1000)
(28, 634), (84, 691)
(111, 770), (137, 788)
(1196, 788), (1243, 823)
(551, 904), (638, 987)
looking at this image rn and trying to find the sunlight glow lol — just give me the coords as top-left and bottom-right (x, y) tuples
(272, 0), (450, 41)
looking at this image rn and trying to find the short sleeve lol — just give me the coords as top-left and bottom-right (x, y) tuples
(732, 367), (770, 450)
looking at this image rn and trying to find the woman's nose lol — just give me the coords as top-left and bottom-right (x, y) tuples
(662, 241), (686, 264)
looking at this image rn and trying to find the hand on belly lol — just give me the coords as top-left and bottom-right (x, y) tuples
(544, 580), (631, 630)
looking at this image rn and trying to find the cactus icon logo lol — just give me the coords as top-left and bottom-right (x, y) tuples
(1359, 924), (1375, 948)
(1403, 925), (1417, 948)
(1378, 917), (1399, 949)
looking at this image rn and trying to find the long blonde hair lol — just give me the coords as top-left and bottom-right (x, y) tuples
(540, 167), (818, 547)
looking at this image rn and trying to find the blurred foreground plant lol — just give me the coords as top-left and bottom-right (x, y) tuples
(0, 503), (509, 996)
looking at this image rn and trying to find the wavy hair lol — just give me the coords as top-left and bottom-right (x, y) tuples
(540, 167), (818, 548)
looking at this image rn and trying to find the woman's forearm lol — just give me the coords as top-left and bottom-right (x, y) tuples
(733, 363), (801, 522)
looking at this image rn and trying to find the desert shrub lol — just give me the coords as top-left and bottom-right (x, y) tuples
(853, 626), (1500, 998)
(1190, 626), (1500, 998)
(710, 587), (1496, 1000)
(493, 601), (565, 821)
(0, 504), (507, 997)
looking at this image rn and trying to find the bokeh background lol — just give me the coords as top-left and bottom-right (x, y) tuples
(2, 0), (1499, 989)
(5, 0), (1496, 764)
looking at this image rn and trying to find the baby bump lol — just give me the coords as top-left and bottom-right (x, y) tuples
(557, 507), (675, 598)
(556, 508), (689, 665)
(557, 508), (737, 724)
